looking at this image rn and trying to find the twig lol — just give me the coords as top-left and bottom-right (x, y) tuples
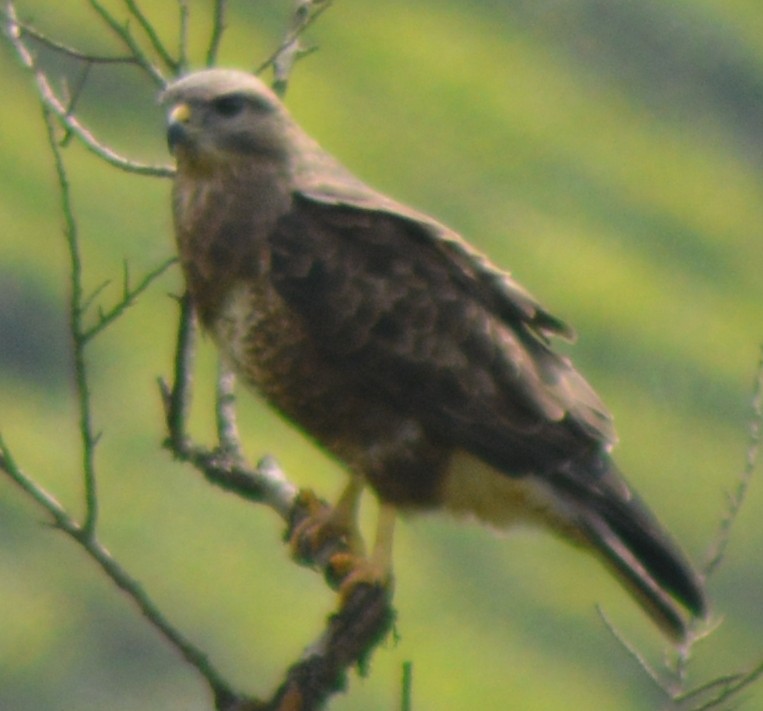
(0, 435), (77, 529)
(687, 658), (763, 711)
(401, 661), (414, 711)
(0, 100), (246, 711)
(255, 0), (333, 95)
(87, 0), (167, 86)
(82, 256), (177, 343)
(0, 435), (243, 710)
(159, 293), (396, 707)
(1, 84), (247, 711)
(598, 346), (763, 711)
(0, 10), (137, 64)
(59, 62), (94, 146)
(177, 0), (190, 74)
(703, 342), (763, 579)
(123, 0), (179, 73)
(596, 606), (675, 697)
(206, 0), (228, 67)
(673, 672), (746, 705)
(80, 278), (113, 316)
(4, 2), (174, 177)
(158, 294), (297, 519)
(159, 292), (197, 452)
(40, 103), (100, 538)
(7, 3), (396, 707)
(267, 584), (394, 710)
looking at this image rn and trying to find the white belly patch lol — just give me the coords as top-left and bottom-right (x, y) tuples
(441, 450), (572, 532)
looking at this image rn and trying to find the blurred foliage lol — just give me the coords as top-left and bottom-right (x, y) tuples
(1, 1), (762, 710)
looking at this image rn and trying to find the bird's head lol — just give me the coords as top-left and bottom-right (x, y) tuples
(161, 69), (294, 167)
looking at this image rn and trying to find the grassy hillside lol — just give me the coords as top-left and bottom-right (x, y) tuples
(1, 1), (761, 709)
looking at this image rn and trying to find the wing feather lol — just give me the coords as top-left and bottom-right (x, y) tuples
(269, 192), (614, 475)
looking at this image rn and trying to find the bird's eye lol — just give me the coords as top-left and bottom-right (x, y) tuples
(212, 94), (248, 118)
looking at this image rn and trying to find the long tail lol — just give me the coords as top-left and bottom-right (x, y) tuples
(549, 454), (707, 641)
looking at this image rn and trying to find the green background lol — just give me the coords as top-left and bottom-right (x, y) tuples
(1, 1), (762, 709)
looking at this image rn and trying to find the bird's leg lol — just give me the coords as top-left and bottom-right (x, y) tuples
(335, 503), (397, 601)
(289, 476), (366, 568)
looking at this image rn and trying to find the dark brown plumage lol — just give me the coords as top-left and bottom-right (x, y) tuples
(162, 69), (707, 639)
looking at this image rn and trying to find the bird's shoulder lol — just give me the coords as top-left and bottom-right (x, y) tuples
(267, 180), (616, 449)
(282, 175), (575, 345)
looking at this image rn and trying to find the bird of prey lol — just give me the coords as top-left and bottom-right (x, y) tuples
(162, 69), (706, 640)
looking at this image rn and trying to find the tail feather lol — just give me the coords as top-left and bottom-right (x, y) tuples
(579, 514), (700, 640)
(551, 454), (707, 641)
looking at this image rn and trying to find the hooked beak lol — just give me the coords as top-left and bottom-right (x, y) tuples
(166, 103), (192, 154)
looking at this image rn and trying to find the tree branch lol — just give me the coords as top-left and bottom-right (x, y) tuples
(123, 0), (180, 74)
(0, 94), (241, 711)
(3, 2), (175, 177)
(702, 342), (763, 578)
(40, 103), (100, 537)
(205, 0), (228, 68)
(82, 256), (178, 343)
(0, 435), (243, 709)
(87, 0), (167, 86)
(159, 294), (396, 708)
(177, 0), (190, 75)
(599, 346), (763, 711)
(255, 0), (333, 96)
(0, 9), (138, 64)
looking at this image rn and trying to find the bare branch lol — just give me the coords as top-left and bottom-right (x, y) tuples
(255, 0), (333, 96)
(39, 104), (100, 537)
(82, 256), (177, 342)
(686, 658), (763, 711)
(159, 292), (197, 453)
(81, 278), (113, 315)
(267, 583), (394, 710)
(59, 62), (94, 147)
(0, 435), (78, 530)
(703, 342), (763, 578)
(3, 3), (174, 177)
(87, 0), (167, 86)
(0, 103), (241, 709)
(177, 0), (190, 74)
(123, 0), (180, 74)
(596, 606), (675, 697)
(401, 661), (414, 711)
(672, 672), (746, 706)
(0, 9), (137, 64)
(206, 0), (228, 67)
(0, 435), (243, 710)
(158, 292), (395, 707)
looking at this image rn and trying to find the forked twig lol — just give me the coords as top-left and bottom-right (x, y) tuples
(158, 292), (396, 708)
(87, 0), (167, 86)
(42, 102), (100, 537)
(1, 9), (137, 63)
(123, 0), (180, 73)
(703, 343), (763, 578)
(598, 346), (763, 710)
(82, 257), (178, 343)
(4, 2), (174, 177)
(255, 0), (333, 95)
(0, 101), (239, 708)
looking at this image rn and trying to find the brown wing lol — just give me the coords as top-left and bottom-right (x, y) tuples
(269, 193), (613, 477)
(269, 193), (708, 634)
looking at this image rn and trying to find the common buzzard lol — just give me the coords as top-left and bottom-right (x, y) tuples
(162, 69), (706, 640)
